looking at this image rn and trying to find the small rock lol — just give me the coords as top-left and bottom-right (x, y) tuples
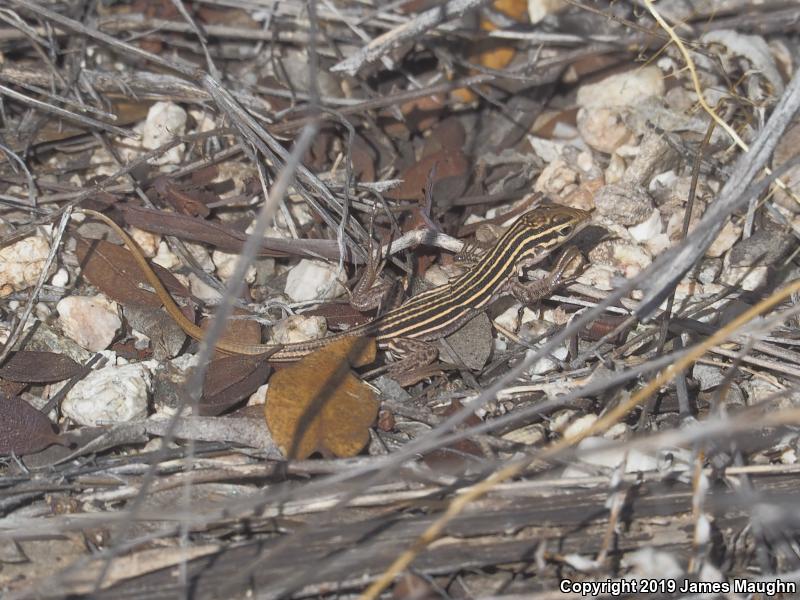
(424, 264), (458, 287)
(721, 264), (768, 291)
(130, 227), (159, 258)
(50, 267), (69, 288)
(705, 220), (742, 258)
(57, 295), (121, 351)
(624, 548), (683, 580)
(526, 344), (568, 376)
(603, 422), (629, 439)
(576, 107), (633, 153)
(627, 208), (663, 243)
(728, 226), (794, 266)
(550, 409), (577, 434)
(576, 263), (614, 290)
(563, 414), (597, 440)
(493, 303), (522, 333)
(594, 183), (654, 226)
(502, 423), (545, 445)
(589, 240), (652, 279)
(184, 242), (215, 273)
(142, 101), (187, 165)
(528, 0), (566, 23)
(0, 234), (51, 297)
(561, 179), (601, 212)
(270, 314), (327, 344)
(534, 158), (578, 197)
(604, 153), (627, 184)
(772, 120), (800, 212)
(284, 259), (346, 302)
(697, 258), (722, 284)
(152, 241), (181, 271)
(247, 383), (268, 406)
(439, 312), (493, 371)
(188, 273), (222, 303)
(562, 436), (660, 478)
(63, 362), (151, 426)
(576, 66), (666, 109)
(527, 135), (564, 163)
(693, 363), (725, 391)
(212, 250), (257, 284)
(623, 131), (679, 186)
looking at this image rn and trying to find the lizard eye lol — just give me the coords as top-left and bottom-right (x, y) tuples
(561, 225), (574, 237)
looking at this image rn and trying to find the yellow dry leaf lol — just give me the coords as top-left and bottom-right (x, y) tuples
(264, 336), (378, 459)
(452, 0), (528, 103)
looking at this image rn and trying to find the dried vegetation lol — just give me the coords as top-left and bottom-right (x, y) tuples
(1, 0), (800, 598)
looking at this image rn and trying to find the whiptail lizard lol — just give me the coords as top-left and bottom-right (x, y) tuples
(80, 205), (589, 381)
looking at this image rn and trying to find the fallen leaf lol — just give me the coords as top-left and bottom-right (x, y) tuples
(200, 355), (269, 416)
(0, 395), (70, 456)
(75, 236), (194, 321)
(453, 0), (528, 103)
(265, 337), (378, 459)
(0, 351), (82, 383)
(387, 149), (468, 202)
(120, 205), (343, 260)
(423, 399), (484, 473)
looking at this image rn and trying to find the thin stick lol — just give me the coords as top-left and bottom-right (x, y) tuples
(360, 278), (800, 599)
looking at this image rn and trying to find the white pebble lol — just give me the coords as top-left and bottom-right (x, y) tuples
(187, 273), (221, 303)
(627, 208), (663, 243)
(563, 414), (598, 440)
(528, 0), (566, 23)
(212, 250), (257, 284)
(131, 227), (160, 258)
(705, 220), (741, 258)
(247, 383), (268, 406)
(270, 315), (327, 344)
(576, 66), (665, 109)
(284, 260), (346, 302)
(153, 240), (181, 271)
(0, 234), (50, 297)
(63, 362), (152, 426)
(50, 267), (69, 288)
(576, 107), (633, 153)
(526, 344), (568, 376)
(57, 295), (121, 351)
(142, 101), (187, 165)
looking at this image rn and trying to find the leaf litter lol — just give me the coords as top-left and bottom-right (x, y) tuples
(0, 0), (799, 597)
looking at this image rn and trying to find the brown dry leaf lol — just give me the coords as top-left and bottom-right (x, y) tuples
(387, 149), (468, 202)
(120, 205), (343, 260)
(200, 356), (269, 416)
(0, 351), (82, 383)
(423, 399), (484, 473)
(74, 236), (193, 320)
(198, 311), (268, 415)
(0, 395), (70, 456)
(200, 308), (261, 357)
(265, 337), (378, 459)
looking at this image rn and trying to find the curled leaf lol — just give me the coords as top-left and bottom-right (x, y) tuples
(265, 337), (378, 459)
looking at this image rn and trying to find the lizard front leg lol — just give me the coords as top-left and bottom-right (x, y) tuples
(507, 246), (585, 305)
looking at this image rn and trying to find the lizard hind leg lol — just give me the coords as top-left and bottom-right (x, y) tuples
(349, 210), (395, 314)
(385, 338), (442, 387)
